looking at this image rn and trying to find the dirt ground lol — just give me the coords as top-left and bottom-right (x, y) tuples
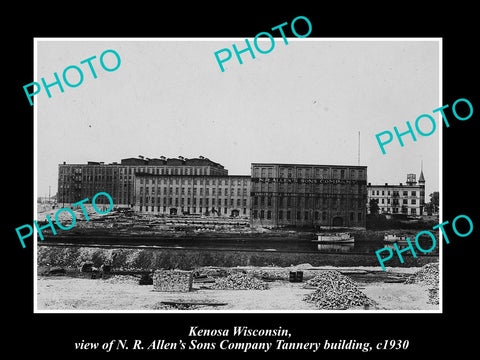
(36, 269), (439, 311)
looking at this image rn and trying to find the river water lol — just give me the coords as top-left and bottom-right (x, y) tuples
(43, 235), (439, 255)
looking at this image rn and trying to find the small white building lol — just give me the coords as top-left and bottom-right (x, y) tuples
(367, 172), (425, 216)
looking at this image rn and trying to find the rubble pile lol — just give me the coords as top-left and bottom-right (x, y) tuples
(103, 275), (140, 285)
(404, 262), (439, 305)
(404, 262), (438, 287)
(428, 288), (439, 305)
(211, 273), (269, 290)
(152, 302), (201, 310)
(303, 270), (375, 310)
(153, 270), (193, 292)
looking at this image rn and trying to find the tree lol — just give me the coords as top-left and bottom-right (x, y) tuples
(369, 198), (379, 214)
(425, 191), (439, 215)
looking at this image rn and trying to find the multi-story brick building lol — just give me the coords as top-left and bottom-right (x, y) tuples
(133, 173), (251, 217)
(58, 157), (371, 228)
(57, 156), (227, 206)
(250, 163), (368, 228)
(367, 172), (425, 216)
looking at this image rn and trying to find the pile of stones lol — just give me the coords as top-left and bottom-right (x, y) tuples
(152, 302), (201, 310)
(153, 270), (193, 292)
(211, 273), (269, 290)
(303, 270), (375, 310)
(103, 275), (140, 285)
(404, 262), (439, 305)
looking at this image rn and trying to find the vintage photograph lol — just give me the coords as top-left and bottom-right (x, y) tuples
(34, 38), (441, 312)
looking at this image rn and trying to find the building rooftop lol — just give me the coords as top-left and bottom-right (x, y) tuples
(367, 183), (423, 188)
(251, 163), (367, 168)
(121, 156), (225, 168)
(61, 156), (226, 169)
(134, 172), (249, 178)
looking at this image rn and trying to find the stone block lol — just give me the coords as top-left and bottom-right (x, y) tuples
(153, 270), (193, 292)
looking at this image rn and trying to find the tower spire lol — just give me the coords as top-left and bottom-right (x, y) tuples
(419, 160), (425, 183)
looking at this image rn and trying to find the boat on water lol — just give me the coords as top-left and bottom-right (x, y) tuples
(316, 243), (355, 252)
(383, 234), (408, 243)
(312, 232), (354, 243)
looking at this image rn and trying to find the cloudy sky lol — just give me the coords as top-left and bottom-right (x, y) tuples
(36, 38), (440, 200)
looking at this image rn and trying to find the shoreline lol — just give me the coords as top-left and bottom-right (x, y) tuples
(37, 245), (438, 270)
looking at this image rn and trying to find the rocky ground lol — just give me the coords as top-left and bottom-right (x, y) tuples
(303, 270), (376, 310)
(36, 263), (439, 311)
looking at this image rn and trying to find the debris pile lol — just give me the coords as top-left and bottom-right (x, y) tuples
(152, 302), (201, 310)
(303, 270), (375, 310)
(404, 262), (439, 305)
(211, 273), (269, 290)
(103, 275), (140, 285)
(153, 270), (193, 292)
(404, 262), (438, 287)
(428, 288), (439, 305)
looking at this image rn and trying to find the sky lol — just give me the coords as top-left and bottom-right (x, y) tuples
(36, 38), (440, 200)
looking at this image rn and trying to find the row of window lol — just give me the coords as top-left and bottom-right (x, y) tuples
(369, 190), (422, 196)
(139, 187), (248, 196)
(62, 166), (367, 180)
(253, 167), (365, 179)
(252, 210), (363, 222)
(252, 196), (363, 209)
(138, 206), (247, 215)
(60, 166), (221, 176)
(139, 197), (248, 207)
(59, 184), (114, 191)
(59, 174), (132, 182)
(62, 176), (248, 186)
(253, 183), (364, 192)
(137, 167), (213, 176)
(377, 198), (418, 205)
(139, 177), (248, 186)
(379, 207), (418, 215)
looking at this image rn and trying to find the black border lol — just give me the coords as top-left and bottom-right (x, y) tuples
(6, 5), (479, 357)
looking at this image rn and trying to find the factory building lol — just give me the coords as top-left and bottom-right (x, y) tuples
(57, 156), (227, 206)
(133, 173), (251, 217)
(367, 172), (425, 216)
(57, 156), (371, 228)
(250, 163), (368, 229)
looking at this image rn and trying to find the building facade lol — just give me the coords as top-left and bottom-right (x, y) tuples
(133, 173), (251, 217)
(250, 163), (368, 228)
(58, 157), (371, 228)
(367, 172), (425, 216)
(57, 156), (227, 206)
